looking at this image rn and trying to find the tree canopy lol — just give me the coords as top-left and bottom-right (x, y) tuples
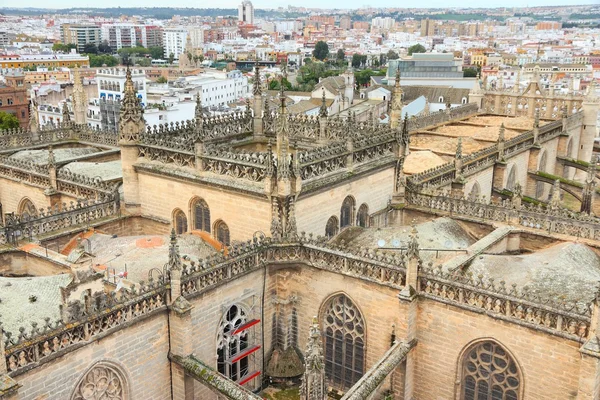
(52, 43), (76, 53)
(387, 50), (399, 60)
(89, 54), (119, 67)
(408, 44), (426, 56)
(0, 112), (20, 130)
(313, 41), (329, 61)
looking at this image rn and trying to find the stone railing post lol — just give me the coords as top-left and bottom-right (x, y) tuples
(0, 326), (20, 398)
(346, 138), (354, 172)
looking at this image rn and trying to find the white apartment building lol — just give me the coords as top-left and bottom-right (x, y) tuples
(188, 28), (207, 48)
(238, 0), (255, 25)
(163, 28), (188, 59)
(371, 17), (395, 30)
(101, 24), (136, 51)
(180, 70), (249, 108)
(96, 67), (147, 105)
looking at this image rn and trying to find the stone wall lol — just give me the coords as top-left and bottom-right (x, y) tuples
(11, 312), (171, 400)
(0, 179), (49, 215)
(413, 298), (582, 400)
(136, 172), (271, 242)
(295, 167), (395, 236)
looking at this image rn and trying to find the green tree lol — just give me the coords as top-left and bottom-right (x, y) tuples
(0, 112), (20, 130)
(149, 46), (165, 59)
(88, 54), (119, 67)
(268, 77), (292, 91)
(52, 43), (76, 53)
(336, 49), (345, 61)
(156, 76), (168, 83)
(98, 41), (111, 54)
(408, 44), (426, 56)
(83, 43), (98, 54)
(168, 52), (175, 65)
(313, 41), (329, 61)
(463, 67), (478, 78)
(386, 50), (399, 60)
(187, 52), (193, 63)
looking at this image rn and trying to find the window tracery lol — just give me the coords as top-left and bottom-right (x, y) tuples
(71, 363), (127, 400)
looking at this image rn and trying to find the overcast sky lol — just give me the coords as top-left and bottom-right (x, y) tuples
(6, 0), (599, 10)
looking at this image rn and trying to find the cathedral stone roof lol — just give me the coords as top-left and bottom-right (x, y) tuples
(465, 242), (600, 304)
(402, 86), (471, 104)
(9, 148), (99, 165)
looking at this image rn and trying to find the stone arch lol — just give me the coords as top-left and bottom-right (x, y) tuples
(319, 292), (366, 391)
(356, 203), (369, 228)
(325, 216), (339, 238)
(536, 151), (548, 199)
(456, 338), (523, 400)
(506, 165), (518, 191)
(340, 195), (356, 229)
(172, 208), (187, 235)
(71, 361), (130, 400)
(190, 196), (211, 232)
(462, 97), (468, 104)
(439, 96), (444, 103)
(468, 182), (481, 201)
(17, 197), (37, 218)
(214, 219), (230, 246)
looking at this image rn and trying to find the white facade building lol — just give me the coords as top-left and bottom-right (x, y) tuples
(101, 24), (136, 51)
(238, 1), (255, 25)
(371, 17), (395, 30)
(163, 28), (188, 59)
(96, 67), (147, 105)
(182, 70), (249, 108)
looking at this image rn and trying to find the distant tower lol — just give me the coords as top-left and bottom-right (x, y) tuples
(72, 68), (87, 125)
(238, 1), (254, 25)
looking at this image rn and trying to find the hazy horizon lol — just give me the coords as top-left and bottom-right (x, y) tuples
(1, 0), (599, 11)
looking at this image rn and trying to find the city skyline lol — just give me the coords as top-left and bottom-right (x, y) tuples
(2, 0), (599, 11)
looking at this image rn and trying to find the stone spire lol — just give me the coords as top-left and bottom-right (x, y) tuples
(300, 317), (327, 400)
(47, 145), (56, 167)
(195, 93), (203, 119)
(318, 88), (328, 118)
(498, 123), (505, 143)
(72, 68), (87, 124)
(252, 61), (262, 96)
(550, 179), (562, 210)
(581, 159), (596, 214)
(276, 82), (290, 181)
(533, 108), (540, 144)
(167, 228), (182, 271)
(586, 79), (598, 102)
(118, 66), (145, 143)
(400, 224), (421, 299)
(29, 99), (39, 133)
(61, 101), (71, 123)
(497, 73), (504, 91)
(390, 66), (403, 129)
(455, 136), (463, 160)
(400, 112), (410, 156)
(513, 69), (521, 94)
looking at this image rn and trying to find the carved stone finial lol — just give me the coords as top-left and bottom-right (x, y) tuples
(253, 61), (262, 96)
(513, 69), (521, 94)
(47, 145), (56, 167)
(498, 123), (505, 143)
(407, 224), (419, 260)
(319, 88), (328, 118)
(586, 79), (598, 102)
(119, 66), (145, 142)
(61, 101), (71, 123)
(455, 137), (463, 160)
(195, 93), (202, 119)
(534, 108), (540, 129)
(300, 316), (326, 400)
(168, 228), (182, 271)
(29, 99), (39, 133)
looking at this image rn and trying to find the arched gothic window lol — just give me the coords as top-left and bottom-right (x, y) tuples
(340, 196), (355, 229)
(506, 165), (517, 191)
(18, 198), (37, 218)
(460, 341), (521, 400)
(71, 362), (128, 400)
(173, 209), (187, 235)
(193, 198), (211, 232)
(217, 305), (249, 382)
(322, 294), (365, 390)
(469, 182), (481, 201)
(356, 204), (369, 228)
(325, 216), (339, 238)
(215, 220), (230, 246)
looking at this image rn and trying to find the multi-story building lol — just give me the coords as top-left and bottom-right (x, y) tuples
(24, 69), (71, 85)
(163, 28), (188, 59)
(60, 24), (101, 52)
(353, 21), (369, 30)
(0, 54), (90, 70)
(536, 21), (562, 30)
(339, 16), (351, 30)
(101, 24), (164, 51)
(371, 17), (395, 31)
(95, 67), (146, 131)
(101, 24), (137, 51)
(193, 70), (248, 108)
(420, 18), (435, 37)
(238, 0), (255, 25)
(0, 72), (28, 127)
(387, 53), (464, 82)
